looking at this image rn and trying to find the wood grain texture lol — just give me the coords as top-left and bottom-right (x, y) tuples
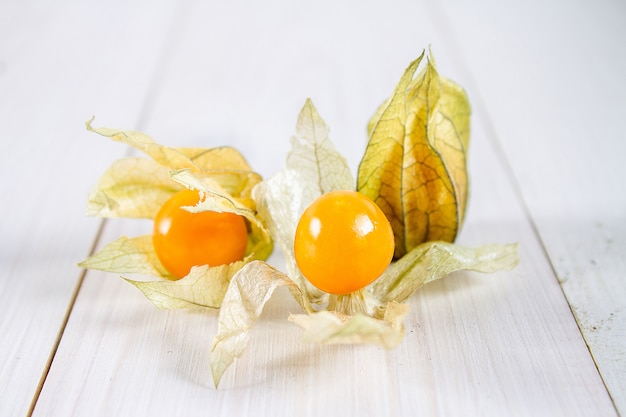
(435, 0), (626, 410)
(0, 1), (179, 416)
(1, 0), (623, 415)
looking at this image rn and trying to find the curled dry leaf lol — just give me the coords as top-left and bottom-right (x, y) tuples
(87, 158), (177, 218)
(125, 261), (246, 310)
(286, 98), (354, 193)
(372, 241), (520, 305)
(288, 301), (409, 348)
(357, 50), (471, 258)
(210, 261), (312, 386)
(78, 235), (168, 277)
(79, 120), (272, 310)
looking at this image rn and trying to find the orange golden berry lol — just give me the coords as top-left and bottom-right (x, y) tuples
(153, 189), (248, 279)
(294, 190), (394, 294)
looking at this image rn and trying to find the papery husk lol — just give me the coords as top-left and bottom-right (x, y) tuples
(78, 235), (168, 277)
(357, 50), (471, 258)
(87, 158), (179, 218)
(372, 241), (520, 304)
(85, 118), (263, 220)
(124, 261), (246, 310)
(289, 301), (409, 348)
(210, 261), (312, 386)
(80, 120), (272, 310)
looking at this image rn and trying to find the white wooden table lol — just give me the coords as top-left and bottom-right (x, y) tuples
(1, 0), (624, 416)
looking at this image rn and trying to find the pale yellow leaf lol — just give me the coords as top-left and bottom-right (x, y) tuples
(253, 170), (326, 304)
(86, 118), (196, 169)
(287, 98), (354, 194)
(87, 158), (180, 219)
(78, 235), (169, 277)
(421, 71), (471, 225)
(357, 51), (471, 258)
(123, 261), (246, 310)
(371, 241), (520, 304)
(87, 118), (257, 174)
(210, 261), (310, 387)
(288, 301), (409, 348)
(195, 170), (262, 210)
(176, 146), (255, 172)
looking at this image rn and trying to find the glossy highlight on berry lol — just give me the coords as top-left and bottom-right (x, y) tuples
(153, 189), (248, 279)
(293, 190), (395, 294)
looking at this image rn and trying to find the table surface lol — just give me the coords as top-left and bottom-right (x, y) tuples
(1, 0), (625, 416)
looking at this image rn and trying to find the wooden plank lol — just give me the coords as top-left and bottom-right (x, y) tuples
(0, 1), (180, 416)
(33, 0), (616, 415)
(434, 0), (626, 411)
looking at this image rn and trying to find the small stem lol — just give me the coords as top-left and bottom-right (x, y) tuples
(327, 288), (381, 317)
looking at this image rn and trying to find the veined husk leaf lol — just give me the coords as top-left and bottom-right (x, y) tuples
(371, 241), (520, 305)
(253, 170), (320, 297)
(286, 98), (354, 193)
(80, 235), (251, 310)
(80, 121), (271, 310)
(124, 261), (247, 310)
(287, 242), (518, 345)
(288, 301), (409, 348)
(87, 158), (180, 218)
(86, 118), (254, 172)
(209, 242), (518, 386)
(210, 261), (312, 387)
(209, 99), (357, 385)
(86, 118), (262, 219)
(357, 50), (471, 258)
(78, 235), (169, 277)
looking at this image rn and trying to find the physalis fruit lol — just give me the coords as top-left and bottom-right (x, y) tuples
(153, 189), (249, 279)
(293, 190), (395, 294)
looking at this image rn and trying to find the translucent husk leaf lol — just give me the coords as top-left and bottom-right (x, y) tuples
(210, 261), (312, 387)
(87, 158), (181, 219)
(78, 235), (168, 277)
(209, 242), (519, 386)
(86, 118), (255, 172)
(253, 170), (324, 304)
(87, 156), (262, 219)
(124, 261), (247, 310)
(86, 119), (263, 219)
(79, 169), (273, 308)
(372, 241), (520, 304)
(289, 301), (409, 348)
(81, 234), (252, 309)
(81, 121), (272, 310)
(286, 98), (354, 192)
(357, 50), (471, 258)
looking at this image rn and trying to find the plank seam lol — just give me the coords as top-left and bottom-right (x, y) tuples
(26, 219), (108, 417)
(26, 1), (192, 414)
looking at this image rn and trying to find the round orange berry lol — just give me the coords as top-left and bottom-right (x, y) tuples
(293, 190), (394, 294)
(153, 189), (248, 279)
